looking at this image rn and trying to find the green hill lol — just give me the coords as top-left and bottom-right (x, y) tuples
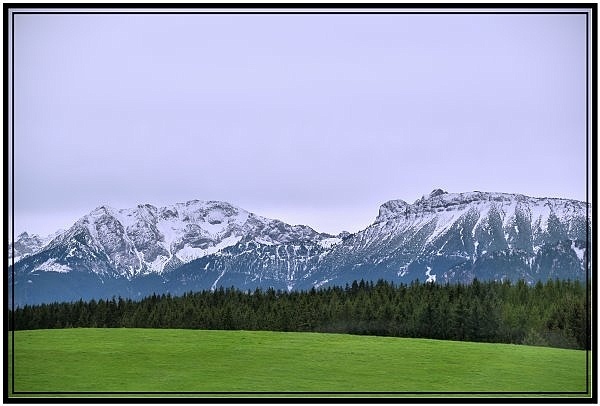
(8, 328), (589, 397)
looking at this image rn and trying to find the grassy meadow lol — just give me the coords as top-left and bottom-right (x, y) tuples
(8, 328), (589, 397)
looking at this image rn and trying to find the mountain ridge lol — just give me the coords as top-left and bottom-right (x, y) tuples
(9, 190), (590, 306)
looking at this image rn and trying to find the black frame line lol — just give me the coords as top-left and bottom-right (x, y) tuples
(590, 1), (599, 402)
(10, 5), (15, 399)
(0, 3), (596, 9)
(4, 3), (596, 402)
(3, 12), (595, 15)
(2, 0), (10, 403)
(582, 6), (595, 399)
(10, 390), (593, 394)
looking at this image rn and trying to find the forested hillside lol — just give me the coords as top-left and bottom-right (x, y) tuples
(9, 279), (589, 350)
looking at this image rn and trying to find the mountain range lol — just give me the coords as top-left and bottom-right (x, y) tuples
(8, 190), (590, 306)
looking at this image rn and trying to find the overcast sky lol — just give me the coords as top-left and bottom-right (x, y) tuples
(10, 11), (589, 237)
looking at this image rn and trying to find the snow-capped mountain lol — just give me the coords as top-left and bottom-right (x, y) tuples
(303, 189), (590, 288)
(9, 190), (591, 306)
(11, 200), (328, 278)
(8, 232), (50, 265)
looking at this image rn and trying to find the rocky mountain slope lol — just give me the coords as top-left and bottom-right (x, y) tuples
(9, 190), (590, 306)
(9, 232), (49, 265)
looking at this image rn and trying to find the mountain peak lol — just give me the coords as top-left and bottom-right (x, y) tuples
(376, 199), (410, 223)
(337, 231), (352, 239)
(91, 204), (115, 215)
(175, 199), (237, 211)
(376, 189), (587, 224)
(26, 197), (332, 278)
(428, 188), (448, 198)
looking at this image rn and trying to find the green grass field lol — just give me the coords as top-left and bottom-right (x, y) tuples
(8, 328), (589, 397)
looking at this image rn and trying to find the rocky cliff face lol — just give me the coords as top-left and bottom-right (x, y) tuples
(305, 190), (589, 288)
(8, 232), (49, 265)
(12, 200), (328, 279)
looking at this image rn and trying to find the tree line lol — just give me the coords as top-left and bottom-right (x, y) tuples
(8, 279), (589, 350)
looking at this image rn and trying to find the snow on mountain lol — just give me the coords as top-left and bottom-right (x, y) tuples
(34, 258), (71, 273)
(318, 237), (343, 249)
(374, 190), (587, 253)
(17, 200), (329, 279)
(9, 190), (591, 307)
(301, 189), (590, 289)
(8, 232), (56, 265)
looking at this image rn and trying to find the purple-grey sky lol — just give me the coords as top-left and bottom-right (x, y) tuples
(9, 11), (590, 237)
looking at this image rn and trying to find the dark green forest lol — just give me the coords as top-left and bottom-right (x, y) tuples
(8, 279), (589, 350)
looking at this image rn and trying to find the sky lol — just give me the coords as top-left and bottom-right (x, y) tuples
(9, 10), (590, 237)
